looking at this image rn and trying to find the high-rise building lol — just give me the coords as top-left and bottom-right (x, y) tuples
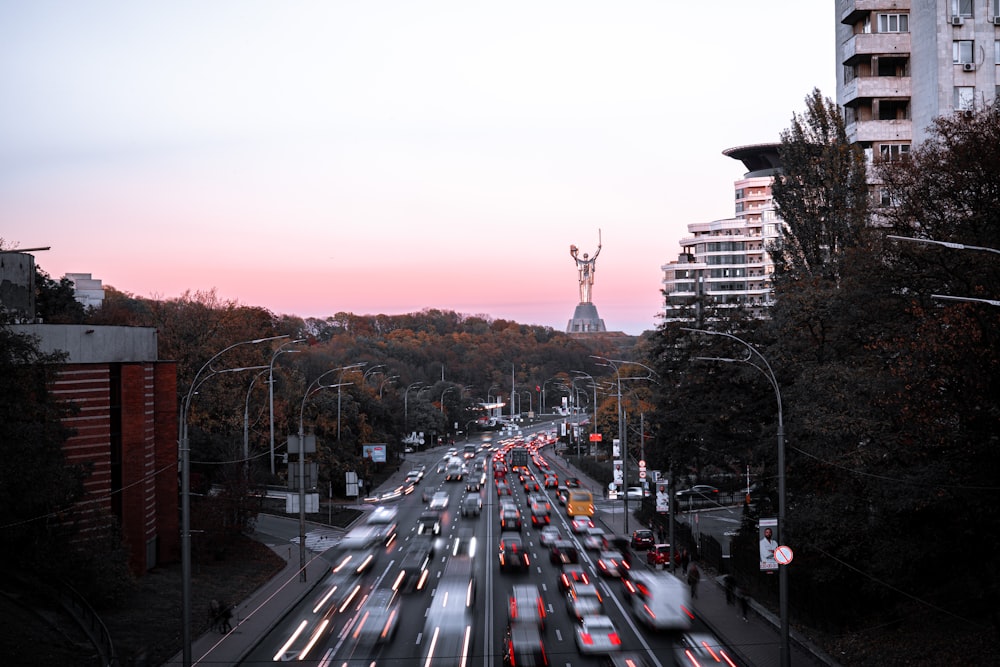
(661, 144), (782, 322)
(837, 0), (999, 205)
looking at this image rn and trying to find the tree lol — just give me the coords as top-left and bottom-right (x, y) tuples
(34, 266), (86, 324)
(770, 88), (870, 284)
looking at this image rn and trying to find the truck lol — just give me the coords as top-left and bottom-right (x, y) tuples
(510, 446), (529, 470)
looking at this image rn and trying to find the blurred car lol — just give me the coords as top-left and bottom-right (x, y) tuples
(421, 558), (476, 666)
(366, 506), (399, 546)
(523, 479), (541, 493)
(353, 588), (400, 645)
(675, 485), (720, 501)
(416, 510), (442, 536)
(565, 477), (581, 487)
(528, 494), (551, 513)
(499, 536), (531, 572)
(405, 469), (424, 485)
(508, 584), (546, 630)
(583, 527), (608, 551)
(574, 615), (622, 655)
(565, 582), (603, 622)
(625, 486), (648, 500)
(496, 482), (513, 497)
(603, 652), (653, 667)
(571, 517), (595, 534)
(428, 491), (450, 510)
(461, 493), (482, 517)
(674, 632), (737, 667)
(501, 507), (523, 531)
(503, 621), (549, 667)
(549, 540), (581, 565)
(596, 550), (628, 578)
(646, 543), (676, 568)
(559, 564), (591, 591)
(538, 526), (561, 546)
(630, 529), (654, 550)
(466, 476), (482, 492)
(529, 506), (550, 528)
(543, 473), (559, 488)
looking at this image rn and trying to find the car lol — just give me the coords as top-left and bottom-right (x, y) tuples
(529, 507), (550, 528)
(508, 584), (546, 630)
(538, 526), (561, 546)
(503, 621), (549, 667)
(543, 473), (559, 488)
(549, 540), (581, 565)
(565, 477), (581, 488)
(596, 550), (628, 578)
(624, 486), (648, 500)
(674, 632), (738, 667)
(405, 470), (423, 485)
(574, 615), (622, 655)
(603, 653), (654, 667)
(466, 478), (482, 492)
(583, 527), (608, 551)
(421, 558), (476, 666)
(365, 506), (399, 546)
(646, 543), (676, 567)
(461, 493), (482, 517)
(499, 536), (531, 572)
(353, 588), (400, 645)
(565, 582), (603, 622)
(500, 507), (523, 531)
(630, 529), (654, 550)
(496, 482), (513, 497)
(523, 480), (541, 493)
(571, 517), (595, 534)
(416, 510), (442, 536)
(528, 494), (551, 513)
(428, 491), (450, 510)
(558, 564), (590, 591)
(623, 571), (693, 631)
(675, 485), (720, 501)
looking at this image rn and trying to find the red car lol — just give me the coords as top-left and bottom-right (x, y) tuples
(646, 543), (677, 567)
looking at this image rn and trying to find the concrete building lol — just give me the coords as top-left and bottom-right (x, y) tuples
(836, 0), (1000, 203)
(661, 144), (782, 322)
(65, 272), (106, 310)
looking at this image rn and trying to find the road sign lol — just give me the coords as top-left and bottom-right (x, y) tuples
(589, 433), (602, 442)
(638, 470), (646, 479)
(774, 545), (793, 565)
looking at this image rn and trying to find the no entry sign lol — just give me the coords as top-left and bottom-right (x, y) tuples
(774, 545), (793, 565)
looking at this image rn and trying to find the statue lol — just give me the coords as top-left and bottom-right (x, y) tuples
(569, 230), (602, 304)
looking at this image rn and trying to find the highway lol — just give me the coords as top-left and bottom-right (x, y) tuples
(241, 421), (744, 666)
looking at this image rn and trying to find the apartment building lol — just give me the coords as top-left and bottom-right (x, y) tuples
(661, 144), (782, 322)
(837, 0), (999, 204)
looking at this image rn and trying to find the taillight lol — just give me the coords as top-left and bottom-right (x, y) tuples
(580, 633), (593, 645)
(609, 633), (621, 646)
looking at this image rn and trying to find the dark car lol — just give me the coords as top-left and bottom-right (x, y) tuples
(501, 507), (523, 531)
(675, 485), (720, 501)
(558, 564), (590, 591)
(499, 536), (531, 572)
(549, 539), (580, 565)
(530, 506), (550, 528)
(416, 510), (442, 536)
(503, 621), (549, 666)
(630, 529), (654, 550)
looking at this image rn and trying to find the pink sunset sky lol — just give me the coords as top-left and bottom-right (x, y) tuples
(1, 1), (834, 336)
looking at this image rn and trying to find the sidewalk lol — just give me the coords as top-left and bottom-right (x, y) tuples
(555, 454), (838, 667)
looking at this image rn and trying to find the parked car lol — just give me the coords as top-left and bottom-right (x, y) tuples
(646, 543), (676, 568)
(630, 529), (654, 550)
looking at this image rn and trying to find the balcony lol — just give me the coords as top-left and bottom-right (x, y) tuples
(842, 33), (910, 65)
(840, 1), (911, 26)
(842, 75), (911, 104)
(846, 118), (912, 144)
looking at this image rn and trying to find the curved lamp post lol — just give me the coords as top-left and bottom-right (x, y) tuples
(378, 374), (398, 399)
(404, 382), (423, 428)
(180, 334), (287, 666)
(887, 234), (1000, 306)
(337, 363), (366, 441)
(244, 369), (271, 481)
(681, 327), (788, 667)
(268, 339), (305, 475)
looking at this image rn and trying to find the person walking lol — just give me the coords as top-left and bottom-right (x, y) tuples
(686, 562), (701, 599)
(736, 586), (749, 621)
(219, 602), (233, 634)
(724, 574), (736, 606)
(208, 599), (221, 633)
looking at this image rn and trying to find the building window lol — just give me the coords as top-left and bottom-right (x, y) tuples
(995, 40), (1000, 65)
(995, 0), (1000, 19)
(952, 0), (973, 18)
(878, 14), (908, 33)
(954, 86), (975, 110)
(953, 40), (974, 64)
(879, 144), (910, 161)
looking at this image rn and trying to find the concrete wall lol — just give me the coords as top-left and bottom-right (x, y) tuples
(10, 324), (159, 363)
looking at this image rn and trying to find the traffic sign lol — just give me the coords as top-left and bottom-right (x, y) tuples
(638, 470), (646, 479)
(774, 545), (793, 565)
(589, 433), (603, 442)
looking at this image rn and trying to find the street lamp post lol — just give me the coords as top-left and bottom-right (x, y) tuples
(180, 334), (287, 667)
(337, 363), (366, 441)
(297, 371), (351, 582)
(269, 339), (305, 476)
(887, 234), (1000, 306)
(378, 374), (398, 399)
(572, 370), (598, 446)
(243, 369), (270, 481)
(404, 382), (423, 429)
(681, 327), (789, 667)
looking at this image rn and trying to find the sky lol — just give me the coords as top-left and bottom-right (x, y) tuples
(1, 1), (835, 336)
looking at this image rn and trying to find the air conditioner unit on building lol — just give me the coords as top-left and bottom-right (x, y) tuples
(962, 62), (975, 72)
(963, 109), (974, 118)
(994, 16), (1000, 25)
(951, 16), (964, 25)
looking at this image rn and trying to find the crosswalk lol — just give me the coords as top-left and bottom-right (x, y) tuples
(290, 527), (343, 553)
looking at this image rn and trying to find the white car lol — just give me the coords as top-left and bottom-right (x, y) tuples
(565, 583), (603, 622)
(538, 526), (561, 546)
(596, 550), (627, 578)
(582, 527), (608, 551)
(571, 517), (595, 534)
(574, 615), (622, 655)
(429, 491), (450, 510)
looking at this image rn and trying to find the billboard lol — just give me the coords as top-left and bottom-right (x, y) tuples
(362, 443), (387, 463)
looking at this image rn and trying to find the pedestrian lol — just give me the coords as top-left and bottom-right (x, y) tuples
(219, 602), (233, 633)
(680, 548), (690, 574)
(208, 599), (221, 632)
(737, 587), (749, 621)
(724, 575), (735, 606)
(686, 562), (701, 599)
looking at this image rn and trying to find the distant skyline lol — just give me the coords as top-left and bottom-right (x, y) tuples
(1, 1), (835, 335)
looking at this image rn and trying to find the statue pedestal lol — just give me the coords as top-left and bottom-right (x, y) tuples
(566, 302), (607, 333)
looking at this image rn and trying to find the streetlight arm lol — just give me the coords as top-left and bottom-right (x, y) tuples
(887, 234), (1000, 256)
(931, 294), (1000, 307)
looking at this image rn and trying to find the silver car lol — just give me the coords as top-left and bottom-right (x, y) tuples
(574, 615), (622, 655)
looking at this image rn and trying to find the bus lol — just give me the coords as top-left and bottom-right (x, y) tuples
(565, 489), (594, 517)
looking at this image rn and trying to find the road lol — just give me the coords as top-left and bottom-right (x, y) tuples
(241, 422), (746, 666)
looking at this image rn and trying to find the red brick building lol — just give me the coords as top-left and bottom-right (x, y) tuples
(11, 324), (178, 575)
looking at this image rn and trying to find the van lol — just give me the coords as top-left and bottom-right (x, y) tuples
(623, 570), (692, 631)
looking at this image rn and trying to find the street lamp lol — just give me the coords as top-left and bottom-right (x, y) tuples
(363, 364), (385, 386)
(404, 382), (423, 428)
(378, 374), (398, 398)
(441, 385), (456, 413)
(887, 234), (1000, 306)
(337, 363), (366, 441)
(572, 370), (598, 443)
(180, 334), (287, 666)
(681, 327), (789, 667)
(269, 339), (305, 475)
(297, 370), (351, 582)
(244, 369), (271, 481)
